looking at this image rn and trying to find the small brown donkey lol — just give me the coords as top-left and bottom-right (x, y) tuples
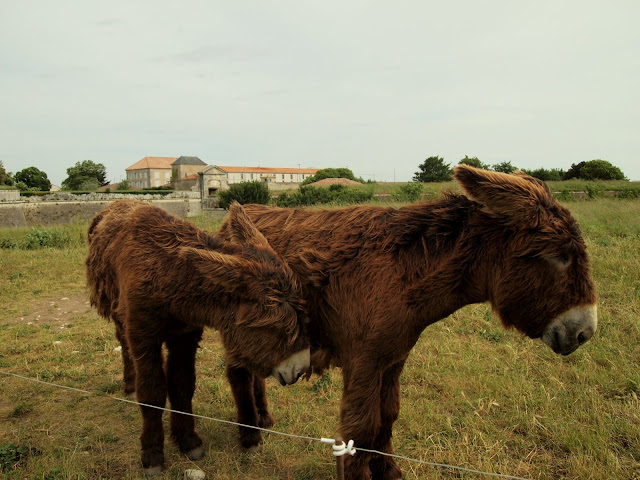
(86, 200), (310, 476)
(218, 165), (598, 480)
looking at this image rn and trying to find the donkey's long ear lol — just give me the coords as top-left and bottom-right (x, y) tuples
(226, 201), (270, 247)
(179, 246), (256, 294)
(454, 164), (552, 228)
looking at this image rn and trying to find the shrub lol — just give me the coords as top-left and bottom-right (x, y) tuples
(0, 238), (17, 249)
(0, 443), (39, 472)
(458, 156), (489, 170)
(117, 179), (131, 190)
(491, 161), (518, 174)
(392, 183), (423, 203)
(301, 168), (361, 186)
(617, 188), (640, 199)
(579, 160), (626, 181)
(275, 185), (373, 207)
(218, 181), (271, 210)
(554, 189), (575, 202)
(523, 168), (565, 181)
(564, 159), (626, 180)
(24, 228), (71, 249)
(585, 184), (600, 199)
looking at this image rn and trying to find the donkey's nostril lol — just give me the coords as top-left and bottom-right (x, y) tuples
(577, 331), (587, 345)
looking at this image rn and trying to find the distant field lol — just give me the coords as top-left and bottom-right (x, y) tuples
(279, 179), (640, 200)
(0, 197), (638, 479)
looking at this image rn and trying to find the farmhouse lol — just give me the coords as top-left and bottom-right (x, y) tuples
(198, 165), (320, 196)
(125, 157), (175, 189)
(125, 156), (320, 193)
(126, 156), (208, 189)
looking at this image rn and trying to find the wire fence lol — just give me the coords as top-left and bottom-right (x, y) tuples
(0, 370), (531, 480)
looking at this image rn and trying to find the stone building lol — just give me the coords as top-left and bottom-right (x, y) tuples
(125, 157), (175, 189)
(198, 165), (319, 197)
(172, 156), (208, 181)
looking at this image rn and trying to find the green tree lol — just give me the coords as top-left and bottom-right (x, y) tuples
(564, 162), (586, 180)
(491, 161), (517, 174)
(14, 167), (51, 191)
(413, 156), (452, 182)
(301, 168), (362, 186)
(0, 161), (14, 186)
(458, 156), (488, 170)
(579, 159), (626, 180)
(61, 160), (107, 190)
(522, 167), (566, 181)
(218, 181), (271, 209)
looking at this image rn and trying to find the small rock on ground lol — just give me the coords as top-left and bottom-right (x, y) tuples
(184, 469), (206, 480)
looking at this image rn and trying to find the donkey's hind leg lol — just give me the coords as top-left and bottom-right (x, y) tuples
(128, 329), (167, 476)
(165, 327), (205, 460)
(113, 316), (136, 399)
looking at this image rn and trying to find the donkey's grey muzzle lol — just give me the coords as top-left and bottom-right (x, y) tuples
(272, 348), (310, 386)
(542, 304), (598, 355)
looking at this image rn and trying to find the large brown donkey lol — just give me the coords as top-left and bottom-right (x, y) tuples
(218, 165), (598, 480)
(86, 200), (310, 476)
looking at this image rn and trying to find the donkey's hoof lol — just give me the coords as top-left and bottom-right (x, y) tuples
(186, 446), (205, 461)
(143, 465), (164, 477)
(126, 391), (136, 401)
(258, 412), (275, 429)
(244, 444), (261, 456)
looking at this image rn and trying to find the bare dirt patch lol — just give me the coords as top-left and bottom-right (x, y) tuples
(6, 292), (92, 326)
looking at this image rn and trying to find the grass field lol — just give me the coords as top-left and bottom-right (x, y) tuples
(0, 197), (639, 479)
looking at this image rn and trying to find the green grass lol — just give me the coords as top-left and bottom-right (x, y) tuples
(1, 199), (639, 479)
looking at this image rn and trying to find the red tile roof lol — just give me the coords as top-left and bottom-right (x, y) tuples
(216, 166), (320, 175)
(126, 157), (176, 171)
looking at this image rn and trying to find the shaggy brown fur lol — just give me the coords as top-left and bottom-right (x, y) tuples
(86, 200), (309, 474)
(218, 165), (597, 480)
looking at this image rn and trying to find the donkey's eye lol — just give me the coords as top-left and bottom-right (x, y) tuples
(548, 253), (571, 267)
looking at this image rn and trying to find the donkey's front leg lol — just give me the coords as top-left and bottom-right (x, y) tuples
(340, 361), (384, 480)
(166, 328), (204, 460)
(129, 333), (167, 476)
(253, 376), (275, 429)
(226, 365), (262, 452)
(369, 360), (406, 480)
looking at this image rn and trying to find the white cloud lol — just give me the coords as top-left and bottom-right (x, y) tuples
(0, 0), (638, 184)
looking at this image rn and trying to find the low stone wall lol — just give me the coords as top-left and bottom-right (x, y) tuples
(0, 198), (205, 228)
(0, 190), (20, 202)
(19, 191), (201, 203)
(266, 182), (303, 192)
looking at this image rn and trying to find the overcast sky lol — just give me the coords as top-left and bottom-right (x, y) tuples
(1, 1), (638, 185)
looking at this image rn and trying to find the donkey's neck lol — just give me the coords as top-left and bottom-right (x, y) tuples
(389, 195), (495, 328)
